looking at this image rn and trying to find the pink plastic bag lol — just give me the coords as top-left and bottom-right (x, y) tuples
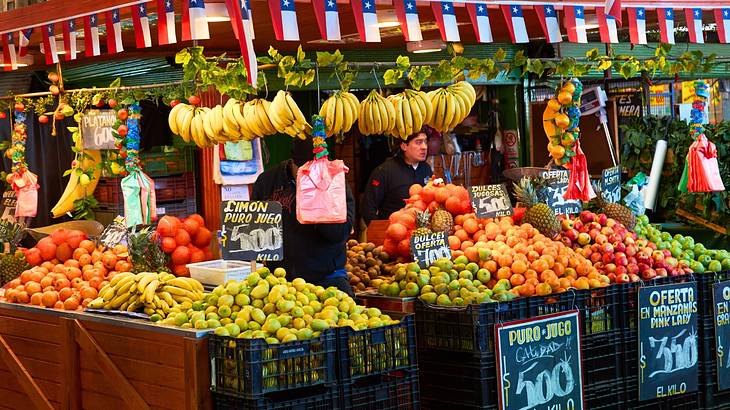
(296, 158), (349, 224)
(12, 171), (39, 218)
(687, 135), (725, 192)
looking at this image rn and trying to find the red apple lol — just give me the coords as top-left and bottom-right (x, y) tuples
(0, 112), (6, 119)
(117, 124), (128, 136)
(14, 102), (24, 112)
(118, 109), (129, 121)
(616, 273), (630, 284)
(107, 98), (118, 108)
(579, 211), (594, 224)
(170, 99), (181, 107)
(188, 95), (201, 106)
(49, 85), (60, 95)
(38, 115), (48, 124)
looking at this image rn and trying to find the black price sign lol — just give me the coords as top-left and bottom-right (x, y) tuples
(539, 169), (582, 216)
(410, 231), (451, 269)
(496, 310), (584, 410)
(469, 184), (513, 219)
(638, 283), (699, 401)
(221, 200), (283, 262)
(98, 217), (129, 248)
(614, 93), (643, 125)
(81, 109), (118, 150)
(713, 281), (730, 391)
(601, 167), (621, 204)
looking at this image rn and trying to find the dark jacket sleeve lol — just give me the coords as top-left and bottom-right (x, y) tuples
(313, 183), (354, 243)
(360, 165), (388, 224)
(251, 169), (274, 201)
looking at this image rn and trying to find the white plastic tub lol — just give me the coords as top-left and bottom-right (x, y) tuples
(187, 260), (252, 285)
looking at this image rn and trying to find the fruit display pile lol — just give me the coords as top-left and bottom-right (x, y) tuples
(155, 214), (214, 276)
(3, 239), (132, 311)
(345, 240), (392, 291)
(157, 266), (399, 342)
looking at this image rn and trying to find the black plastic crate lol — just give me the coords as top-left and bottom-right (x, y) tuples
(209, 331), (337, 397)
(615, 275), (695, 332)
(584, 380), (628, 410)
(340, 371), (419, 410)
(418, 350), (496, 408)
(695, 271), (730, 409)
(582, 331), (623, 389)
(213, 386), (340, 410)
(336, 314), (417, 382)
(421, 399), (496, 410)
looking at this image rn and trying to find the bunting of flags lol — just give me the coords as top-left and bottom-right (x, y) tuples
(715, 8), (730, 44)
(83, 14), (101, 57)
(657, 8), (675, 44)
(596, 7), (619, 44)
(18, 28), (32, 57)
(132, 3), (152, 48)
(466, 3), (493, 43)
(157, 0), (177, 45)
(628, 7), (647, 45)
(182, 0), (210, 41)
(2, 33), (17, 71)
(268, 0), (300, 41)
(62, 19), (78, 61)
(312, 0), (341, 41)
(105, 9), (124, 54)
(534, 5), (562, 43)
(351, 0), (380, 42)
(225, 0), (257, 85)
(564, 5), (588, 43)
(41, 23), (58, 65)
(432, 1), (461, 42)
(501, 5), (529, 43)
(685, 8), (704, 44)
(394, 0), (422, 42)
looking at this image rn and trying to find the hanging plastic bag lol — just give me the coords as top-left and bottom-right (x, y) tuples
(13, 171), (39, 218)
(684, 81), (725, 193)
(296, 158), (349, 224)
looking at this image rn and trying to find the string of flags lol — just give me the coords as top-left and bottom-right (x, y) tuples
(4, 1), (730, 80)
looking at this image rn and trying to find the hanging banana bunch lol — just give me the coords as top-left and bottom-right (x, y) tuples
(319, 91), (360, 137)
(240, 99), (278, 140)
(268, 90), (311, 139)
(387, 89), (433, 140)
(358, 90), (397, 136)
(426, 81), (476, 133)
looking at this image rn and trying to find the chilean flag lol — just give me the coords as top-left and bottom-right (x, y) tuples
(42, 23), (58, 64)
(84, 14), (101, 57)
(534, 5), (561, 43)
(685, 8), (704, 44)
(714, 9), (730, 44)
(657, 8), (674, 44)
(268, 0), (300, 41)
(466, 4), (492, 43)
(596, 7), (618, 43)
(501, 5), (528, 43)
(564, 6), (588, 43)
(225, 0), (257, 86)
(105, 9), (124, 54)
(2, 33), (17, 71)
(132, 3), (152, 48)
(351, 0), (380, 42)
(628, 7), (646, 44)
(312, 0), (341, 41)
(605, 0), (622, 27)
(18, 28), (32, 57)
(62, 19), (78, 61)
(182, 0), (210, 41)
(394, 0), (422, 42)
(246, 0), (255, 39)
(157, 0), (177, 45)
(432, 2), (460, 42)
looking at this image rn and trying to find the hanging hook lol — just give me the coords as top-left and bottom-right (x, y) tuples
(316, 64), (322, 112)
(372, 66), (382, 93)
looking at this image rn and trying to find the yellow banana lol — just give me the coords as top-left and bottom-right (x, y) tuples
(202, 107), (218, 142)
(401, 95), (413, 137)
(167, 278), (194, 291)
(408, 95), (423, 134)
(168, 103), (186, 136)
(88, 297), (105, 309)
(163, 285), (198, 300)
(257, 100), (277, 135)
(110, 292), (132, 309)
(137, 273), (157, 295)
(178, 105), (195, 142)
(51, 149), (102, 218)
(332, 95), (344, 135)
(144, 280), (160, 304)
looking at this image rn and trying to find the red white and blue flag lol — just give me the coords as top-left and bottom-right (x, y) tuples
(18, 28), (32, 57)
(225, 0), (257, 86)
(42, 23), (59, 64)
(432, 1), (460, 42)
(182, 0), (210, 41)
(534, 4), (561, 43)
(84, 14), (101, 57)
(501, 5), (528, 43)
(106, 9), (124, 54)
(605, 0), (622, 27)
(628, 7), (646, 44)
(2, 33), (17, 71)
(312, 0), (341, 41)
(596, 7), (619, 43)
(657, 8), (674, 44)
(394, 0), (422, 42)
(714, 8), (730, 44)
(685, 8), (704, 44)
(246, 0), (255, 39)
(564, 6), (587, 43)
(132, 3), (152, 48)
(351, 0), (380, 42)
(62, 19), (78, 61)
(466, 4), (492, 43)
(268, 0), (300, 41)
(157, 0), (177, 45)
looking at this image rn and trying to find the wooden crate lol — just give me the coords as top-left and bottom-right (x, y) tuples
(0, 302), (211, 410)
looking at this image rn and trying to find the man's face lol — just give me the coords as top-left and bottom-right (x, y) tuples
(400, 133), (428, 164)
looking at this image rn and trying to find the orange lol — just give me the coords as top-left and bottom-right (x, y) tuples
(25, 281), (41, 295)
(559, 278), (573, 289)
(88, 277), (102, 289)
(464, 247), (479, 263)
(39, 276), (53, 289)
(498, 254), (513, 268)
(483, 260), (498, 273)
(58, 288), (74, 301)
(80, 287), (98, 300)
(41, 291), (58, 308)
(30, 293), (43, 306)
(463, 219), (479, 235)
(519, 283), (536, 297)
(497, 267), (512, 280)
(574, 277), (590, 290)
(29, 270), (44, 283)
(63, 298), (80, 311)
(72, 248), (89, 261)
(460, 241), (474, 251)
(54, 278), (70, 291)
(531, 259), (549, 274)
(64, 259), (80, 269)
(454, 229), (469, 242)
(511, 260), (528, 275)
(536, 283), (552, 296)
(510, 274), (525, 287)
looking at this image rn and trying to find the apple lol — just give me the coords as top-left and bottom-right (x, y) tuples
(615, 265), (628, 276)
(579, 211), (594, 224)
(48, 72), (59, 83)
(117, 124), (128, 136)
(118, 109), (129, 121)
(642, 269), (657, 280)
(615, 253), (628, 267)
(605, 263), (617, 273)
(14, 102), (24, 112)
(593, 261), (605, 271)
(107, 98), (118, 109)
(647, 242), (657, 251)
(170, 99), (181, 107)
(597, 214), (608, 226)
(606, 218), (617, 228)
(573, 221), (584, 231)
(652, 250), (665, 262)
(188, 95), (201, 106)
(38, 115), (48, 124)
(49, 85), (60, 95)
(628, 264), (640, 276)
(577, 232), (591, 246)
(656, 268), (668, 278)
(564, 229), (578, 241)
(601, 253), (615, 264)
(591, 253), (602, 264)
(589, 229), (600, 241)
(616, 273), (630, 284)
(561, 237), (573, 248)
(95, 99), (105, 107)
(607, 273), (617, 282)
(595, 234), (608, 245)
(0, 112), (6, 119)
(601, 227), (615, 236)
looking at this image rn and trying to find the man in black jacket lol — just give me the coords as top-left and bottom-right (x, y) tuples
(252, 138), (355, 295)
(360, 131), (432, 224)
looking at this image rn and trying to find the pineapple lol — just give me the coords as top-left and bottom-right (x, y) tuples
(0, 221), (29, 285)
(430, 208), (454, 235)
(593, 182), (636, 230)
(413, 210), (433, 237)
(513, 177), (561, 238)
(128, 227), (171, 273)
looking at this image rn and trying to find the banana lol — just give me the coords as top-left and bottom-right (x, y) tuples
(370, 98), (382, 135)
(211, 105), (225, 140)
(178, 105), (195, 142)
(144, 280), (160, 304)
(51, 150), (102, 218)
(332, 95), (344, 136)
(159, 291), (177, 307)
(137, 274), (157, 295)
(408, 96), (423, 134)
(109, 272), (134, 287)
(99, 286), (116, 302)
(446, 91), (461, 130)
(167, 278), (194, 291)
(189, 279), (204, 293)
(110, 292), (132, 309)
(163, 285), (198, 300)
(285, 93), (309, 136)
(392, 97), (404, 139)
(127, 301), (143, 312)
(193, 112), (208, 147)
(115, 276), (136, 296)
(325, 95), (338, 136)
(202, 107), (217, 142)
(168, 103), (186, 135)
(257, 100), (278, 135)
(383, 97), (397, 133)
(88, 297), (105, 309)
(416, 92), (433, 125)
(401, 95), (413, 138)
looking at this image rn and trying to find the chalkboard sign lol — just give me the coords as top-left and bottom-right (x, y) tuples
(539, 169), (582, 215)
(98, 216), (129, 248)
(469, 184), (513, 219)
(410, 231), (451, 269)
(601, 166), (621, 204)
(221, 200), (283, 262)
(638, 282), (699, 401)
(713, 280), (730, 391)
(614, 93), (643, 126)
(496, 310), (584, 410)
(82, 109), (117, 150)
(0, 190), (16, 223)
